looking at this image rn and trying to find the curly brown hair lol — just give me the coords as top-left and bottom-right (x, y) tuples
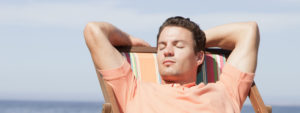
(157, 16), (206, 54)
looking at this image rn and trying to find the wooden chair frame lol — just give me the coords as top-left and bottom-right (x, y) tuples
(97, 46), (272, 113)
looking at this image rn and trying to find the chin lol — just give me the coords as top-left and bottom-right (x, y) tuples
(160, 67), (178, 76)
(161, 75), (179, 83)
(160, 70), (181, 81)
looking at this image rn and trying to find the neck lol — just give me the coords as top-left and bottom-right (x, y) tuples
(163, 78), (196, 85)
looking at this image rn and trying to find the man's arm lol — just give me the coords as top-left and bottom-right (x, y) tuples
(205, 22), (260, 73)
(84, 22), (150, 70)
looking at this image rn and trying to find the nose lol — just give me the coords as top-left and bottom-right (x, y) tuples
(163, 46), (174, 57)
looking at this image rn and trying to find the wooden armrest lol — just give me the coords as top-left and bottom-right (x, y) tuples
(96, 69), (120, 113)
(249, 82), (272, 113)
(102, 103), (112, 113)
(266, 105), (272, 113)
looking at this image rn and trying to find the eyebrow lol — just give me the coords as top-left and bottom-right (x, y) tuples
(174, 40), (186, 44)
(158, 40), (187, 45)
(157, 41), (165, 45)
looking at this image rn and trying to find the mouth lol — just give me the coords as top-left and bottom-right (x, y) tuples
(163, 59), (175, 65)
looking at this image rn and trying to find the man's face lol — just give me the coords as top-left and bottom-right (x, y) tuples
(157, 26), (204, 84)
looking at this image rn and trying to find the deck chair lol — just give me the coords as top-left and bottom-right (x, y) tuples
(96, 46), (272, 113)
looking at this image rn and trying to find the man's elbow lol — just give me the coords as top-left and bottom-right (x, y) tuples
(247, 21), (259, 35)
(84, 22), (110, 44)
(84, 22), (109, 36)
(246, 21), (260, 49)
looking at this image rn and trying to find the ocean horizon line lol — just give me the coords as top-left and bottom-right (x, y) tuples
(1, 99), (300, 107)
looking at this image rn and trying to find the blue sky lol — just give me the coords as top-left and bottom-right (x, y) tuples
(0, 0), (300, 106)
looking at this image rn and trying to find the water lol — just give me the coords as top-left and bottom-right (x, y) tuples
(0, 100), (102, 113)
(241, 105), (300, 113)
(0, 100), (300, 113)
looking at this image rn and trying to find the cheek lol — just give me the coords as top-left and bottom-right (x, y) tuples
(156, 52), (163, 62)
(156, 52), (165, 68)
(176, 51), (198, 67)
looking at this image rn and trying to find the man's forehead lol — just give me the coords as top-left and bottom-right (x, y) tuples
(158, 26), (193, 43)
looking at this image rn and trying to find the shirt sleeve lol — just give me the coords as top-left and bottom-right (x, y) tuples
(219, 63), (255, 109)
(98, 59), (137, 112)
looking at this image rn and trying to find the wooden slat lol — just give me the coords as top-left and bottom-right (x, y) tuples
(266, 105), (272, 113)
(249, 82), (270, 113)
(115, 46), (231, 57)
(205, 48), (231, 58)
(102, 103), (112, 113)
(116, 46), (156, 53)
(96, 70), (120, 113)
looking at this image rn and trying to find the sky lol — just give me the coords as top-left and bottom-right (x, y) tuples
(0, 0), (300, 106)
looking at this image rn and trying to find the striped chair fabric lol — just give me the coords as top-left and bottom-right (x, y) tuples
(121, 52), (227, 84)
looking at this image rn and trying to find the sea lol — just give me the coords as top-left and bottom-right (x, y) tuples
(0, 100), (300, 113)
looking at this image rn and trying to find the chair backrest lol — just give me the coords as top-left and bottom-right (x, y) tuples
(119, 47), (230, 84)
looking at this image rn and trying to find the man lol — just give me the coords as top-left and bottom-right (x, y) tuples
(84, 16), (259, 113)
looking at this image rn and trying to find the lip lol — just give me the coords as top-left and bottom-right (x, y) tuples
(163, 59), (175, 65)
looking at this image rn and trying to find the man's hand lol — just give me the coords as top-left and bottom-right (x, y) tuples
(130, 37), (151, 47)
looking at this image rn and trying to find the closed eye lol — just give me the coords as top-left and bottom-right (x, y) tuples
(158, 43), (166, 50)
(175, 42), (184, 48)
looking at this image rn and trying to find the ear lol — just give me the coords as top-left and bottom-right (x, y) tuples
(196, 51), (205, 66)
